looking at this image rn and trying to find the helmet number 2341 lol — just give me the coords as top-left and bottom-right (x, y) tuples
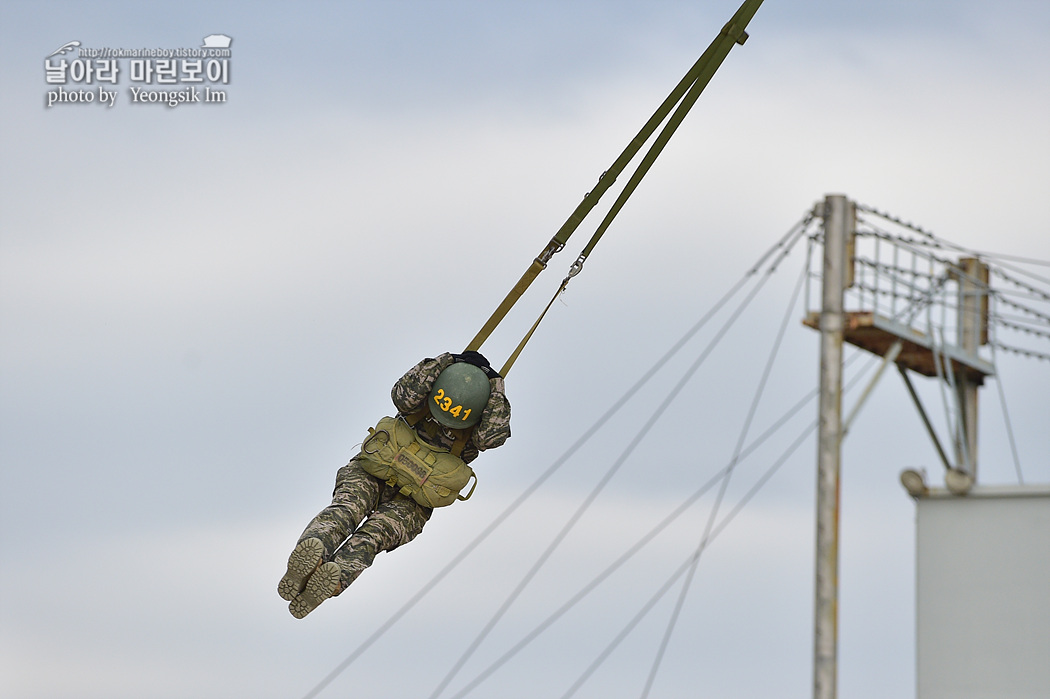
(432, 388), (472, 423)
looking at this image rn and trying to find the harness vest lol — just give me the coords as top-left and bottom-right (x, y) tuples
(358, 413), (477, 509)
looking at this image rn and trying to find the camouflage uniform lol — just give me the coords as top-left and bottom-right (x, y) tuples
(280, 352), (510, 617)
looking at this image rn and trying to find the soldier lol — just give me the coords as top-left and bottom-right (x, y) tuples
(278, 350), (511, 618)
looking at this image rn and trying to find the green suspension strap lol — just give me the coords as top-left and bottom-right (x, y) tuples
(470, 0), (767, 377)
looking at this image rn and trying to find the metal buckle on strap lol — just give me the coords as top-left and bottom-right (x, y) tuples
(362, 428), (390, 455)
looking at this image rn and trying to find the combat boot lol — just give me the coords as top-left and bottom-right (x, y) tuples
(288, 562), (341, 619)
(278, 537), (325, 601)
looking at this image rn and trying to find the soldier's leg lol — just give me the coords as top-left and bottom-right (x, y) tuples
(297, 458), (382, 552)
(289, 494), (431, 619)
(329, 493), (433, 592)
(279, 458), (380, 602)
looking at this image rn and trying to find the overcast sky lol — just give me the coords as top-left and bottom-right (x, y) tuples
(2, 2), (1049, 698)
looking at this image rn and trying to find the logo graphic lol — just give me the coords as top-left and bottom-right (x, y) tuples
(201, 34), (232, 49)
(48, 41), (81, 57)
(43, 35), (233, 109)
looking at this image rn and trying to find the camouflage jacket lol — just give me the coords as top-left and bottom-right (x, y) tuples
(390, 352), (511, 464)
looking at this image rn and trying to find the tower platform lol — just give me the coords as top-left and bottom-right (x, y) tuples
(803, 311), (994, 384)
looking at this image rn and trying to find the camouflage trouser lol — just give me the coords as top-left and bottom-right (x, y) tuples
(297, 455), (433, 593)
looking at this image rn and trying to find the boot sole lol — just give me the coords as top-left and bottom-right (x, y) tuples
(278, 538), (325, 601)
(289, 562), (341, 619)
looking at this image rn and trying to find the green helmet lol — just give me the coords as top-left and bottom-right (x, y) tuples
(428, 362), (491, 429)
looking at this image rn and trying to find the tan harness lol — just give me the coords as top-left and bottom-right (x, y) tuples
(358, 411), (476, 509)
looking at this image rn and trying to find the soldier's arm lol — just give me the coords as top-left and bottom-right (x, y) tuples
(391, 352), (455, 414)
(471, 376), (511, 451)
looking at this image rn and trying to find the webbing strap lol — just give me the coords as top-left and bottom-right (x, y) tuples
(405, 407), (469, 457)
(567, 5), (759, 276)
(499, 275), (571, 377)
(449, 429), (468, 458)
(466, 259), (546, 352)
(466, 0), (766, 371)
(464, 54), (708, 355)
(405, 408), (429, 427)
